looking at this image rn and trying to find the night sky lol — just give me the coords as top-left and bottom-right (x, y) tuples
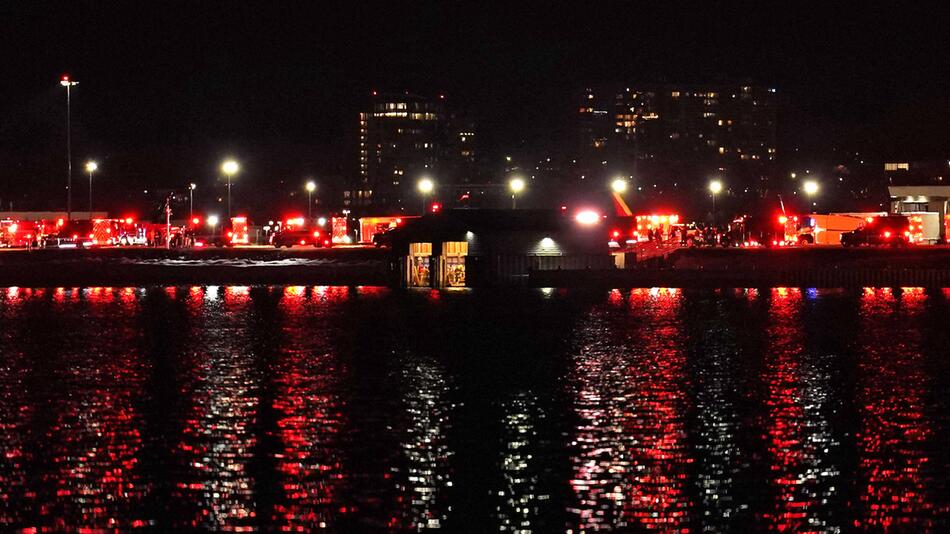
(2, 2), (948, 212)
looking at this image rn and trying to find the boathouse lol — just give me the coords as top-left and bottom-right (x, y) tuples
(388, 209), (613, 287)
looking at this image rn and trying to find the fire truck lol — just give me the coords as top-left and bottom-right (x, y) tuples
(0, 219), (37, 248)
(793, 213), (882, 245)
(192, 216), (250, 247)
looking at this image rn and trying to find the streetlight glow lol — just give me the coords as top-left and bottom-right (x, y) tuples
(417, 177), (434, 194)
(221, 160), (239, 176)
(709, 179), (723, 195)
(509, 177), (525, 193)
(85, 161), (97, 173)
(207, 215), (219, 227)
(803, 180), (819, 196)
(305, 181), (316, 192)
(611, 178), (628, 193)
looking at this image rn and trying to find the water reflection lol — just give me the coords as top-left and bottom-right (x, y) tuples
(0, 286), (948, 530)
(568, 288), (692, 530)
(854, 288), (941, 529)
(760, 288), (839, 531)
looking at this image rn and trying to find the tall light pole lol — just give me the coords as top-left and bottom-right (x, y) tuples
(221, 160), (239, 219)
(417, 177), (434, 214)
(305, 180), (316, 221)
(85, 161), (97, 213)
(709, 179), (723, 226)
(60, 75), (78, 220)
(189, 183), (197, 219)
(509, 177), (525, 209)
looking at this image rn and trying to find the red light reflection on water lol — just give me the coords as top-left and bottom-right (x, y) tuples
(268, 292), (347, 529)
(759, 288), (838, 530)
(569, 288), (692, 530)
(854, 287), (938, 529)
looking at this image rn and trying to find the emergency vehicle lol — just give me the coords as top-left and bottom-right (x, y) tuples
(0, 220), (37, 248)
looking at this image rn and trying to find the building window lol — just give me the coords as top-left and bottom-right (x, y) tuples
(884, 162), (910, 171)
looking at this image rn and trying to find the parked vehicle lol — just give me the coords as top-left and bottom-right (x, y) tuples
(372, 228), (395, 248)
(272, 228), (329, 248)
(841, 215), (911, 247)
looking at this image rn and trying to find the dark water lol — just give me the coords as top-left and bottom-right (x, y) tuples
(1, 286), (949, 531)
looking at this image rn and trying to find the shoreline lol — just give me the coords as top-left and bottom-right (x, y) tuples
(3, 247), (950, 288)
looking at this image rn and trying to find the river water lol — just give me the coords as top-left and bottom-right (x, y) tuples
(0, 286), (948, 531)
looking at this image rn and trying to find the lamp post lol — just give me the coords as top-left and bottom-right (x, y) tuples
(305, 180), (316, 221)
(189, 183), (197, 219)
(221, 160), (239, 219)
(85, 161), (97, 213)
(60, 75), (79, 220)
(509, 177), (525, 209)
(709, 179), (723, 226)
(417, 177), (434, 214)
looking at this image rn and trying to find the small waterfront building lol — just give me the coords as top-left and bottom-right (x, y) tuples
(389, 209), (612, 287)
(888, 185), (950, 241)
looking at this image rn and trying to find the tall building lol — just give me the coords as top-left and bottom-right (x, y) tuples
(578, 84), (777, 179)
(349, 92), (447, 211)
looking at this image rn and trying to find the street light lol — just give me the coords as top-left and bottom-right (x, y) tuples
(418, 177), (434, 214)
(207, 214), (219, 234)
(509, 177), (525, 209)
(60, 74), (79, 220)
(709, 179), (723, 225)
(85, 161), (97, 213)
(611, 178), (628, 194)
(803, 180), (819, 196)
(221, 159), (239, 219)
(305, 180), (317, 221)
(189, 183), (197, 219)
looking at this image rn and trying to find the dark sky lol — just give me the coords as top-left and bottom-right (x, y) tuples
(2, 2), (949, 210)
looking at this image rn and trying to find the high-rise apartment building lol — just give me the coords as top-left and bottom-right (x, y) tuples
(578, 84), (777, 171)
(350, 93), (447, 210)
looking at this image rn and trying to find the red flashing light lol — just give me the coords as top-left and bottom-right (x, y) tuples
(778, 215), (788, 225)
(194, 241), (205, 248)
(227, 231), (234, 238)
(883, 231), (892, 238)
(57, 219), (65, 227)
(313, 231), (320, 237)
(299, 239), (306, 245)
(125, 217), (134, 225)
(431, 203), (441, 213)
(612, 230), (620, 238)
(192, 217), (200, 225)
(323, 239), (330, 246)
(233, 216), (247, 223)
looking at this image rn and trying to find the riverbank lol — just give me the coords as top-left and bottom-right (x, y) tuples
(532, 247), (950, 287)
(0, 247), (391, 286)
(2, 246), (950, 287)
